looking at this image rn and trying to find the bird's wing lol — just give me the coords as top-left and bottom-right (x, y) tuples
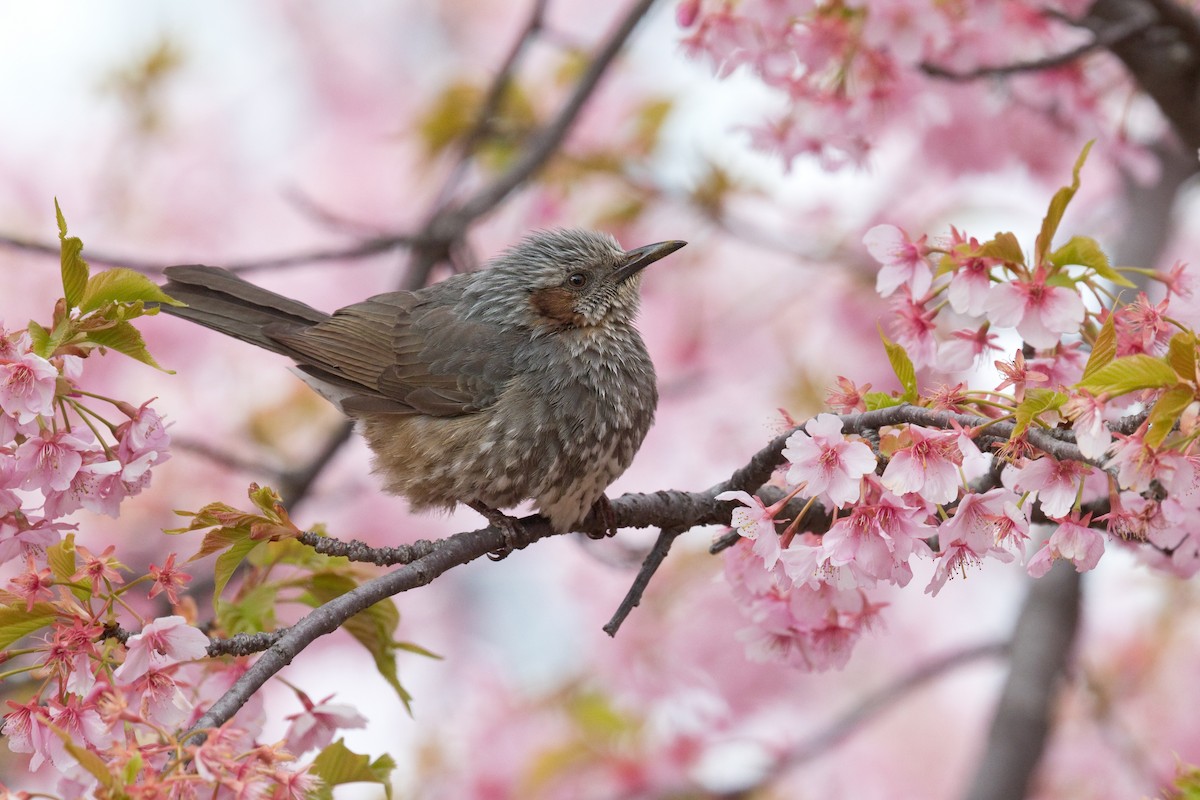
(266, 285), (522, 417)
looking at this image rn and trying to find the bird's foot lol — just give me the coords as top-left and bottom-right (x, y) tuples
(586, 495), (618, 540)
(468, 501), (522, 560)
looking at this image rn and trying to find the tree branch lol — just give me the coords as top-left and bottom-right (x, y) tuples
(961, 561), (1083, 800)
(920, 10), (1155, 81)
(406, 0), (661, 280)
(603, 526), (686, 636)
(770, 641), (1010, 775)
(0, 231), (416, 276)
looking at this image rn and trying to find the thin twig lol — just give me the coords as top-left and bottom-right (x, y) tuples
(278, 420), (356, 510)
(771, 641), (1009, 774)
(0, 232), (416, 276)
(406, 0), (661, 282)
(603, 527), (685, 636)
(920, 11), (1155, 81)
(430, 0), (551, 212)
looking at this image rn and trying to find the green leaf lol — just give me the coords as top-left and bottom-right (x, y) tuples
(1049, 235), (1134, 287)
(1081, 314), (1117, 383)
(86, 320), (172, 372)
(975, 231), (1025, 266)
(1168, 331), (1198, 381)
(863, 391), (903, 411)
(63, 738), (116, 788)
(215, 583), (278, 635)
(26, 321), (50, 358)
(213, 537), (263, 602)
(47, 534), (90, 604)
(55, 199), (89, 309)
(1077, 354), (1180, 396)
(303, 573), (411, 711)
(311, 739), (395, 800)
(1146, 384), (1196, 448)
(79, 267), (184, 313)
(1013, 388), (1068, 438)
(878, 325), (918, 403)
(1035, 140), (1094, 267)
(0, 603), (58, 649)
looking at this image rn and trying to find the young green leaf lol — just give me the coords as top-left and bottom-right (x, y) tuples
(55, 199), (90, 309)
(311, 739), (396, 800)
(864, 391), (904, 411)
(79, 267), (184, 313)
(1049, 235), (1134, 287)
(0, 603), (59, 649)
(1013, 388), (1068, 437)
(1035, 140), (1093, 267)
(1146, 384), (1196, 448)
(975, 232), (1025, 266)
(1077, 353), (1179, 396)
(213, 537), (263, 602)
(878, 325), (918, 403)
(86, 321), (173, 372)
(1081, 314), (1117, 382)
(1168, 331), (1198, 382)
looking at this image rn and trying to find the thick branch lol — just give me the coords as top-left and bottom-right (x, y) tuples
(1085, 0), (1200, 150)
(962, 561), (1083, 800)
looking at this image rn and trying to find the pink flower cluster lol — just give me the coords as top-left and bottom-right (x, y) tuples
(718, 196), (1200, 671)
(0, 327), (171, 554)
(720, 415), (1035, 671)
(678, 0), (1128, 175)
(0, 316), (336, 795)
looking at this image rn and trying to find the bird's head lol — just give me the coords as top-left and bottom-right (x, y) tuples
(475, 229), (685, 330)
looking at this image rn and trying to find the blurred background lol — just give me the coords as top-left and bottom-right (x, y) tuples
(3, 1), (1200, 797)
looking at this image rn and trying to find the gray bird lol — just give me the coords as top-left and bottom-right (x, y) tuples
(159, 229), (684, 535)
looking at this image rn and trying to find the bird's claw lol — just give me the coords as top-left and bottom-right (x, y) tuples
(586, 496), (618, 540)
(469, 501), (522, 560)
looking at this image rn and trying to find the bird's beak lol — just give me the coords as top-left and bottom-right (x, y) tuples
(614, 240), (686, 283)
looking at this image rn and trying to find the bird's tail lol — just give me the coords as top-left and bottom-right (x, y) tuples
(159, 265), (330, 355)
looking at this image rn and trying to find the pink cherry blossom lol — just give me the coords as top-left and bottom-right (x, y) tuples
(2, 700), (54, 771)
(0, 351), (59, 424)
(1112, 293), (1170, 355)
(0, 513), (72, 564)
(864, 224), (933, 298)
(937, 325), (1001, 371)
(115, 400), (171, 464)
(1027, 513), (1105, 577)
(880, 426), (962, 504)
(114, 615), (210, 683)
(819, 493), (932, 587)
(782, 413), (877, 508)
(1062, 391), (1111, 459)
(1107, 431), (1168, 492)
(985, 275), (1085, 349)
(890, 296), (938, 369)
(926, 490), (1018, 595)
(947, 255), (993, 316)
(716, 490), (784, 568)
(15, 429), (96, 493)
(1011, 456), (1092, 518)
(284, 695), (369, 754)
(45, 693), (118, 773)
(8, 554), (53, 611)
(125, 669), (194, 727)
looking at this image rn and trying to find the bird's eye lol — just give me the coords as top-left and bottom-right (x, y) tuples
(567, 271), (590, 289)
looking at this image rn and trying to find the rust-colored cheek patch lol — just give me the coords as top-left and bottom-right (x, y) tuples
(530, 287), (585, 327)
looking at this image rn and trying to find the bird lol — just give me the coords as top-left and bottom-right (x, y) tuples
(159, 229), (685, 539)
